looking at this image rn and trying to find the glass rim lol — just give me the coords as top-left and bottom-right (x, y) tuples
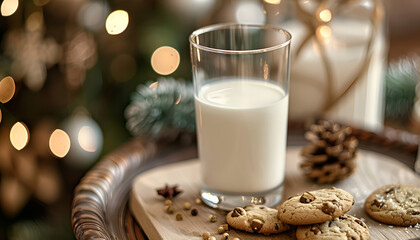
(189, 23), (292, 54)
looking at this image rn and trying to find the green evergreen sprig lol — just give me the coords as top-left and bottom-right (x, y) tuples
(125, 77), (195, 138)
(385, 57), (419, 123)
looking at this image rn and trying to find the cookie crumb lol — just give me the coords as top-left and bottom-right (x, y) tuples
(209, 237), (216, 240)
(202, 231), (210, 240)
(176, 213), (183, 221)
(191, 208), (198, 216)
(209, 214), (217, 222)
(183, 202), (191, 210)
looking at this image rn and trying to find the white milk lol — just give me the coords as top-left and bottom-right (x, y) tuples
(195, 79), (289, 193)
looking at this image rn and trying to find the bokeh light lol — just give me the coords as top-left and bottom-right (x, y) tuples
(1, 0), (19, 17)
(105, 10), (129, 35)
(319, 9), (332, 22)
(0, 76), (16, 103)
(264, 0), (281, 4)
(26, 11), (43, 32)
(235, 1), (265, 24)
(63, 115), (103, 167)
(316, 25), (332, 43)
(149, 81), (158, 90)
(151, 46), (180, 75)
(10, 122), (30, 151)
(49, 129), (71, 158)
(78, 0), (110, 32)
(78, 126), (97, 152)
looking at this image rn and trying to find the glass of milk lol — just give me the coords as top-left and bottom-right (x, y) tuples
(189, 24), (291, 210)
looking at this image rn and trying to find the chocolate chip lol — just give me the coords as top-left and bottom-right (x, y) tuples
(310, 226), (320, 234)
(231, 207), (245, 217)
(299, 192), (316, 203)
(371, 199), (383, 208)
(385, 187), (398, 194)
(355, 219), (366, 228)
(274, 223), (279, 230)
(321, 202), (335, 215)
(331, 199), (340, 207)
(191, 208), (198, 216)
(408, 209), (420, 215)
(250, 219), (263, 233)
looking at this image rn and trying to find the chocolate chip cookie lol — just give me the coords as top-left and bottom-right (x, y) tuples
(296, 214), (370, 240)
(226, 204), (291, 234)
(278, 187), (354, 225)
(364, 184), (420, 226)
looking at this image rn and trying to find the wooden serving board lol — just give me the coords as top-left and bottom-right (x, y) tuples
(130, 147), (420, 240)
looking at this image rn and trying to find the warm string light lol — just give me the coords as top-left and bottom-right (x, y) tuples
(149, 81), (158, 90)
(235, 1), (265, 24)
(0, 76), (16, 103)
(264, 0), (281, 4)
(78, 126), (97, 152)
(151, 46), (180, 75)
(319, 9), (332, 22)
(1, 0), (19, 17)
(10, 122), (30, 151)
(316, 25), (332, 44)
(105, 10), (129, 35)
(26, 11), (43, 32)
(49, 129), (71, 158)
(78, 0), (110, 32)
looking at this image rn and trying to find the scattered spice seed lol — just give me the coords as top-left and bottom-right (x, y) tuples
(191, 208), (198, 216)
(217, 226), (225, 234)
(209, 214), (217, 222)
(176, 213), (183, 221)
(156, 184), (183, 200)
(209, 237), (216, 240)
(220, 224), (229, 231)
(183, 202), (191, 210)
(164, 199), (172, 206)
(221, 232), (229, 240)
(202, 231), (210, 240)
(164, 205), (174, 214)
(195, 198), (202, 204)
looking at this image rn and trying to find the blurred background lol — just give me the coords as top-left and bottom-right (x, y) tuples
(0, 0), (419, 239)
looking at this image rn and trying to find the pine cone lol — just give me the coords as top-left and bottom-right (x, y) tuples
(300, 120), (359, 184)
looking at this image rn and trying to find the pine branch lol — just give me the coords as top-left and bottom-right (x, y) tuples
(125, 77), (195, 138)
(385, 57), (419, 123)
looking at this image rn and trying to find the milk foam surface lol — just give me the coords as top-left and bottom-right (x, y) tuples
(195, 79), (289, 193)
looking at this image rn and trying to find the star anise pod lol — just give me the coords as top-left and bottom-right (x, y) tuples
(156, 184), (183, 199)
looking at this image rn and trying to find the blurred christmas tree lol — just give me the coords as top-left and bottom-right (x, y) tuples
(0, 0), (220, 239)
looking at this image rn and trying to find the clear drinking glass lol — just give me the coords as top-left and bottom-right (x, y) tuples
(189, 23), (292, 210)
